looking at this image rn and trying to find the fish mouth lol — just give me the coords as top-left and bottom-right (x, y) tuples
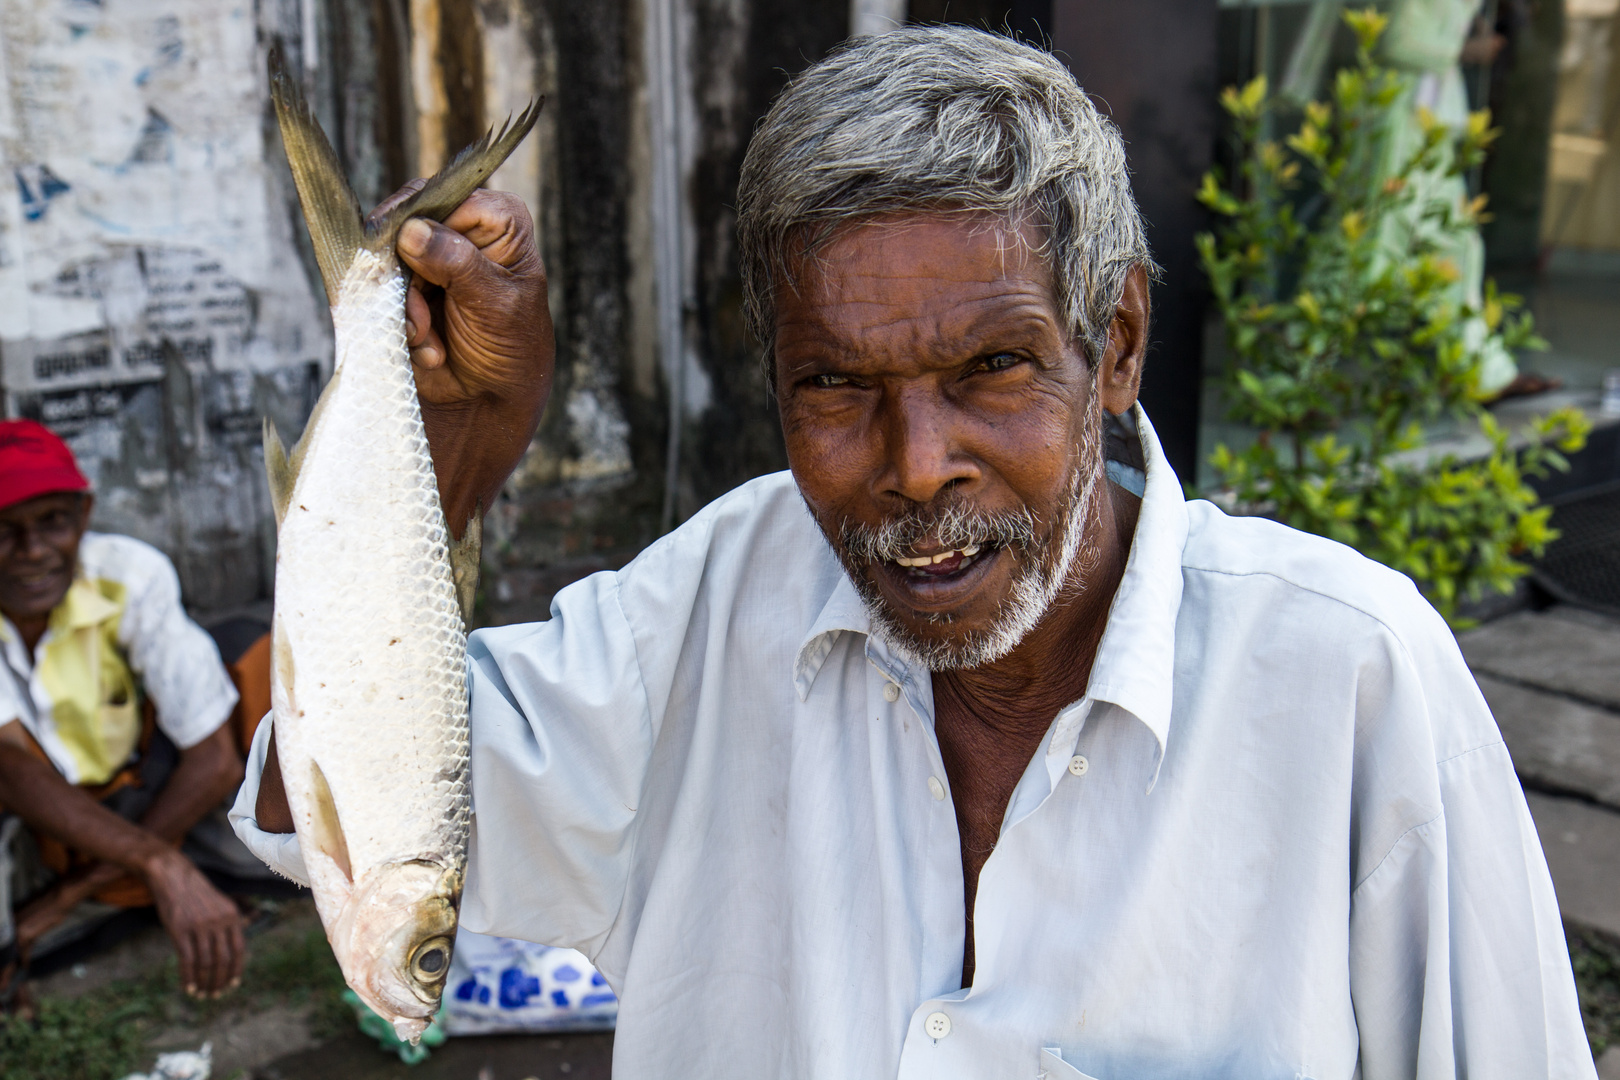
(329, 859), (464, 1024)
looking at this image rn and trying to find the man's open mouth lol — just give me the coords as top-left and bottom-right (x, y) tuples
(890, 544), (984, 578)
(868, 543), (1007, 614)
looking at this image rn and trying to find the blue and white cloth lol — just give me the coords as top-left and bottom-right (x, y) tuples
(442, 929), (617, 1035)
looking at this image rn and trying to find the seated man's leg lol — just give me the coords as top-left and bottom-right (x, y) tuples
(0, 719), (246, 997)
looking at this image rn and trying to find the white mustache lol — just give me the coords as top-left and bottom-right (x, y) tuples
(838, 499), (1039, 564)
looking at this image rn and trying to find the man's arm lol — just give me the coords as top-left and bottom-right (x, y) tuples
(0, 721), (246, 997)
(253, 187), (555, 833)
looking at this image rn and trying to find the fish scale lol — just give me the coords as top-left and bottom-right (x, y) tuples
(264, 56), (540, 1040)
(272, 249), (470, 901)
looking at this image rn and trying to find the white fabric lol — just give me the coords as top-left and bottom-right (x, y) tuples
(0, 532), (238, 782)
(232, 407), (1594, 1079)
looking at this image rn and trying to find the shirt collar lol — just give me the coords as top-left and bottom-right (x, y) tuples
(1083, 406), (1189, 787)
(791, 404), (1190, 775)
(794, 572), (871, 701)
(50, 574), (122, 633)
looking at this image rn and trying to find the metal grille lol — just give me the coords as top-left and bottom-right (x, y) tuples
(1534, 485), (1620, 616)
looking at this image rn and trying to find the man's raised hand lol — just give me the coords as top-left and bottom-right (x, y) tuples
(366, 185), (556, 534)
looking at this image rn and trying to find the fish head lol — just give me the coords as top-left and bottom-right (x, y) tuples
(329, 858), (462, 1041)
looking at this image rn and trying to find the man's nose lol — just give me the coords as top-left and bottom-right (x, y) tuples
(879, 385), (980, 505)
(15, 524), (52, 561)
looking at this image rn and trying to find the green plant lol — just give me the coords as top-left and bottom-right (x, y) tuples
(1568, 921), (1620, 1055)
(1196, 7), (1589, 626)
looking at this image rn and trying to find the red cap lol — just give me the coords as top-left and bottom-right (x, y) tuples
(0, 420), (90, 511)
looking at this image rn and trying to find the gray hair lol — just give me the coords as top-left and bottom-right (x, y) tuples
(737, 25), (1157, 381)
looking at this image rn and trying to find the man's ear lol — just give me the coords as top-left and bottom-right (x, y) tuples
(76, 493), (95, 532)
(1095, 265), (1150, 416)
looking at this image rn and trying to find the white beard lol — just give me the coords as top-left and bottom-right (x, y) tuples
(829, 401), (1106, 672)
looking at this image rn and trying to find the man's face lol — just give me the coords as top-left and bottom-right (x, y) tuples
(774, 212), (1130, 669)
(0, 492), (92, 624)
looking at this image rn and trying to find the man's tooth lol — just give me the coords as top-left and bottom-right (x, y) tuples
(932, 552), (950, 565)
(961, 545), (980, 557)
(895, 554), (927, 567)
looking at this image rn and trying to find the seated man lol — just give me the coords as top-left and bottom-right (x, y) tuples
(0, 420), (247, 1001)
(238, 26), (1593, 1079)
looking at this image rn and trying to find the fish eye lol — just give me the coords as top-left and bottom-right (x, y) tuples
(411, 938), (452, 981)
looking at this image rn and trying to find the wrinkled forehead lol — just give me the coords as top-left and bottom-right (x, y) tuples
(782, 208), (1053, 301)
(771, 209), (1070, 367)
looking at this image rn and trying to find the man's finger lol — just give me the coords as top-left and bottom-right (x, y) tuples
(173, 929), (197, 996)
(397, 218), (512, 293)
(193, 926), (218, 996)
(405, 283), (433, 348)
(440, 190), (536, 266)
(208, 925), (230, 996)
(208, 925), (234, 997)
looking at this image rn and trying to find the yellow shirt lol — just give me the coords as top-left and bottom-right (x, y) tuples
(0, 533), (237, 785)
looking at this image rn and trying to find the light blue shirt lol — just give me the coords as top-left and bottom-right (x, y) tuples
(233, 407), (1594, 1079)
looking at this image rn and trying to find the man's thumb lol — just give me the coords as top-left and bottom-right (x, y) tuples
(397, 218), (499, 291)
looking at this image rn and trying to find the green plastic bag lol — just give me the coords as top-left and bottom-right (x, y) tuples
(342, 989), (449, 1065)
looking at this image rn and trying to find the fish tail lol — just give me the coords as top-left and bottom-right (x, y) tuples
(269, 49), (365, 307)
(367, 99), (545, 245)
(269, 51), (543, 303)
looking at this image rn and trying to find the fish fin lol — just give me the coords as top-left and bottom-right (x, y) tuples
(307, 759), (354, 884)
(263, 418), (294, 526)
(262, 359), (344, 524)
(449, 504), (482, 630)
(366, 99), (545, 246)
(269, 49), (364, 306)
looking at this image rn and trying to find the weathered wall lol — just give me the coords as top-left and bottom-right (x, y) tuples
(3, 0), (1210, 624)
(0, 0), (330, 613)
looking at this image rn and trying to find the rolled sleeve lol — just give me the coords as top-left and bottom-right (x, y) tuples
(227, 716), (310, 885)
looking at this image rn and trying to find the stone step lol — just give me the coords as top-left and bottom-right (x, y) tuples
(1459, 607), (1620, 712)
(1478, 674), (1620, 810)
(1526, 791), (1620, 941)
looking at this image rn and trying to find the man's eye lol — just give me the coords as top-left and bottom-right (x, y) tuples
(807, 373), (852, 388)
(978, 353), (1022, 373)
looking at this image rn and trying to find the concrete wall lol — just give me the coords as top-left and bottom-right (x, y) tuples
(0, 0), (330, 613)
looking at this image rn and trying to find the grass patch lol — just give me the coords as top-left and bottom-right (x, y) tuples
(1570, 920), (1620, 1057)
(0, 903), (348, 1080)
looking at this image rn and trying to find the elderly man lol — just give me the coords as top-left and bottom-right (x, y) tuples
(236, 27), (1594, 1079)
(0, 421), (248, 1001)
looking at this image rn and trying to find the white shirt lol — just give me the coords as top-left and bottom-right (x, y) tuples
(1, 532), (237, 784)
(232, 408), (1594, 1080)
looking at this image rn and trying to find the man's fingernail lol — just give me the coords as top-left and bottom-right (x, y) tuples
(400, 219), (431, 256)
(405, 317), (417, 340)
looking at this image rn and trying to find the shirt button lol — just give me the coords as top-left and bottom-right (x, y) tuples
(927, 776), (946, 801)
(924, 1011), (951, 1039)
(882, 682), (901, 702)
(1068, 755), (1089, 777)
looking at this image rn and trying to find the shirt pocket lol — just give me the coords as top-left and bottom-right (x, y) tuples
(1040, 1047), (1101, 1080)
(98, 688), (140, 766)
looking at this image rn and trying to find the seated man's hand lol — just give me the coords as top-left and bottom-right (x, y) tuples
(367, 185), (556, 534)
(142, 848), (245, 999)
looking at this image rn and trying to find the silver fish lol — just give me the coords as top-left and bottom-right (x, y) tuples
(264, 59), (539, 1041)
